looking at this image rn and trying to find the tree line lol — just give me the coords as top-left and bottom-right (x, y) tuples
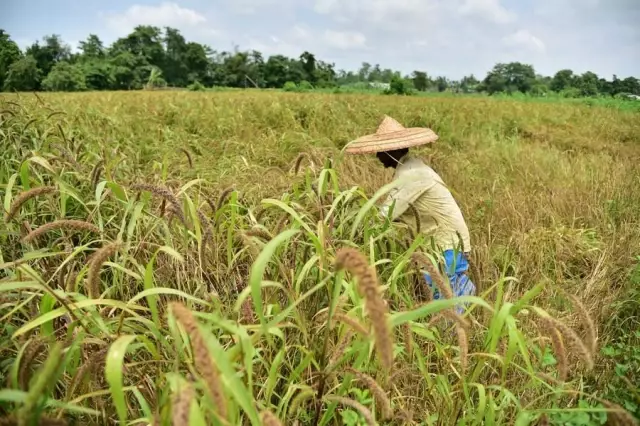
(1, 27), (639, 97)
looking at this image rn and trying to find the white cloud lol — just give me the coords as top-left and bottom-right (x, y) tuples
(290, 25), (311, 40)
(313, 0), (337, 15)
(458, 0), (516, 23)
(502, 29), (546, 53)
(225, 0), (290, 15)
(246, 34), (301, 57)
(104, 2), (210, 35)
(60, 0), (630, 79)
(323, 30), (367, 49)
(244, 26), (367, 58)
(313, 0), (443, 32)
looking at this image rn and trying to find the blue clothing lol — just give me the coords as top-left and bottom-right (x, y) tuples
(423, 250), (476, 315)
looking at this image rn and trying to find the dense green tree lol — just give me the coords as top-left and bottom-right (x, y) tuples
(3, 56), (41, 91)
(385, 75), (414, 95)
(358, 62), (371, 81)
(575, 71), (599, 97)
(263, 55), (290, 88)
(109, 51), (148, 89)
(380, 69), (396, 83)
(483, 62), (536, 94)
(368, 64), (382, 82)
(184, 42), (210, 84)
(163, 27), (189, 86)
(111, 26), (164, 70)
(412, 71), (429, 91)
(82, 60), (113, 90)
(247, 50), (265, 87)
(25, 35), (71, 88)
(435, 76), (449, 92)
(619, 77), (640, 95)
(42, 61), (86, 91)
(0, 30), (22, 90)
(598, 78), (613, 96)
(299, 51), (317, 84)
(219, 50), (255, 87)
(314, 60), (336, 87)
(263, 55), (305, 88)
(550, 69), (575, 92)
(460, 74), (479, 93)
(78, 34), (106, 60)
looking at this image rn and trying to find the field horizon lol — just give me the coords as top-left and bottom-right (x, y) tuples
(1, 90), (639, 425)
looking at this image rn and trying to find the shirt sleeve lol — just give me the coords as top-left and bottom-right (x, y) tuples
(379, 177), (437, 221)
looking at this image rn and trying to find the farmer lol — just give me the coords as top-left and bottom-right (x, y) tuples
(344, 115), (475, 312)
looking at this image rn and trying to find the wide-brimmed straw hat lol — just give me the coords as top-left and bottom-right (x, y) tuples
(344, 115), (438, 154)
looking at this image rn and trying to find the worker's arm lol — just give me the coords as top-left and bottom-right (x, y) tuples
(378, 178), (436, 221)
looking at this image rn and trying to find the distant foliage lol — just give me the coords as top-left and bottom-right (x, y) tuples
(144, 66), (167, 89)
(482, 62), (536, 95)
(384, 76), (415, 96)
(283, 81), (298, 92)
(187, 80), (205, 91)
(0, 27), (638, 98)
(42, 61), (87, 91)
(530, 84), (548, 97)
(298, 80), (313, 91)
(3, 55), (41, 91)
(561, 87), (582, 98)
(281, 80), (314, 93)
(0, 29), (21, 90)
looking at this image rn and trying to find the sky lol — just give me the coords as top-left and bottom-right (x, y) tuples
(1, 0), (639, 80)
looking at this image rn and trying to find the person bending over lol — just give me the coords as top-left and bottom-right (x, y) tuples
(344, 115), (475, 313)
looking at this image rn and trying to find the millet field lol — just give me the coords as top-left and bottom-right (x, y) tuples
(0, 91), (639, 426)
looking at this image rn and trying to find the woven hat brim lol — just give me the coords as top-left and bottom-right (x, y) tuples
(344, 128), (438, 154)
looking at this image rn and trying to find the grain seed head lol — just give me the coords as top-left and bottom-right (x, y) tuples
(5, 186), (57, 223)
(543, 315), (593, 371)
(326, 329), (355, 371)
(599, 399), (639, 426)
(324, 396), (376, 426)
(22, 220), (101, 243)
(90, 160), (105, 188)
(335, 247), (394, 371)
(332, 312), (370, 336)
(260, 409), (284, 426)
(539, 317), (568, 382)
(179, 148), (193, 168)
(87, 242), (120, 299)
(216, 187), (235, 211)
(131, 183), (185, 224)
(293, 153), (309, 175)
(346, 368), (392, 420)
(455, 323), (469, 373)
(560, 289), (597, 356)
(18, 338), (46, 390)
(171, 381), (195, 426)
(170, 302), (227, 421)
(411, 252), (453, 300)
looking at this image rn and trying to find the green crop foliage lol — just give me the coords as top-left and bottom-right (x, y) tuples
(0, 91), (638, 425)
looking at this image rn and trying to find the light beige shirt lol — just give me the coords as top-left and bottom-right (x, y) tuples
(379, 156), (471, 252)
